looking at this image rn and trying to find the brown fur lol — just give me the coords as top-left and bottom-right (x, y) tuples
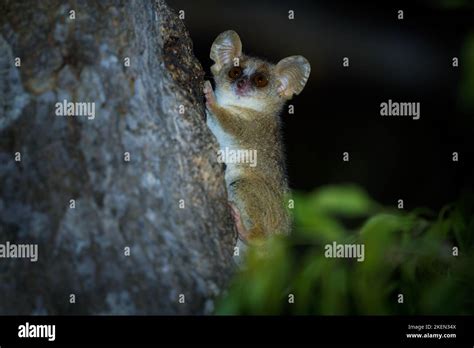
(205, 30), (310, 243)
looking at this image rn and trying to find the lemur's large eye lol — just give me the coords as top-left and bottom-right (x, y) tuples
(252, 73), (268, 88)
(228, 66), (242, 79)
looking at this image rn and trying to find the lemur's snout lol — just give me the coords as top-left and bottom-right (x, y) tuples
(235, 77), (251, 96)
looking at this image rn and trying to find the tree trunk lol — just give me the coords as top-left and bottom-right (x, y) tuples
(0, 0), (236, 314)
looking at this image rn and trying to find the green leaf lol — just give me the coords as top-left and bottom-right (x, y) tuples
(308, 185), (378, 217)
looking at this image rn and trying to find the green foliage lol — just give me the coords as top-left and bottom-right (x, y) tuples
(436, 0), (474, 10)
(216, 185), (474, 315)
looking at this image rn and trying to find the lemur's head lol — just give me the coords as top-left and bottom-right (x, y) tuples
(210, 30), (311, 111)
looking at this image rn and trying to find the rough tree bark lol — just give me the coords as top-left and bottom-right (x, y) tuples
(0, 0), (236, 314)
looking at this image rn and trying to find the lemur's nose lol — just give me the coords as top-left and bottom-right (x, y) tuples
(237, 79), (245, 88)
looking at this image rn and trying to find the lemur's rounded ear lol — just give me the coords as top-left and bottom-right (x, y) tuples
(275, 56), (311, 99)
(210, 30), (242, 72)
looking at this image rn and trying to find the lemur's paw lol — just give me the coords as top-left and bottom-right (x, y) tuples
(203, 80), (216, 109)
(228, 201), (249, 243)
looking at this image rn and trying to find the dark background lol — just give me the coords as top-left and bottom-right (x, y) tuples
(168, 0), (474, 211)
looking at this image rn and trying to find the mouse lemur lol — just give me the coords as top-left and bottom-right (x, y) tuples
(204, 30), (311, 251)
